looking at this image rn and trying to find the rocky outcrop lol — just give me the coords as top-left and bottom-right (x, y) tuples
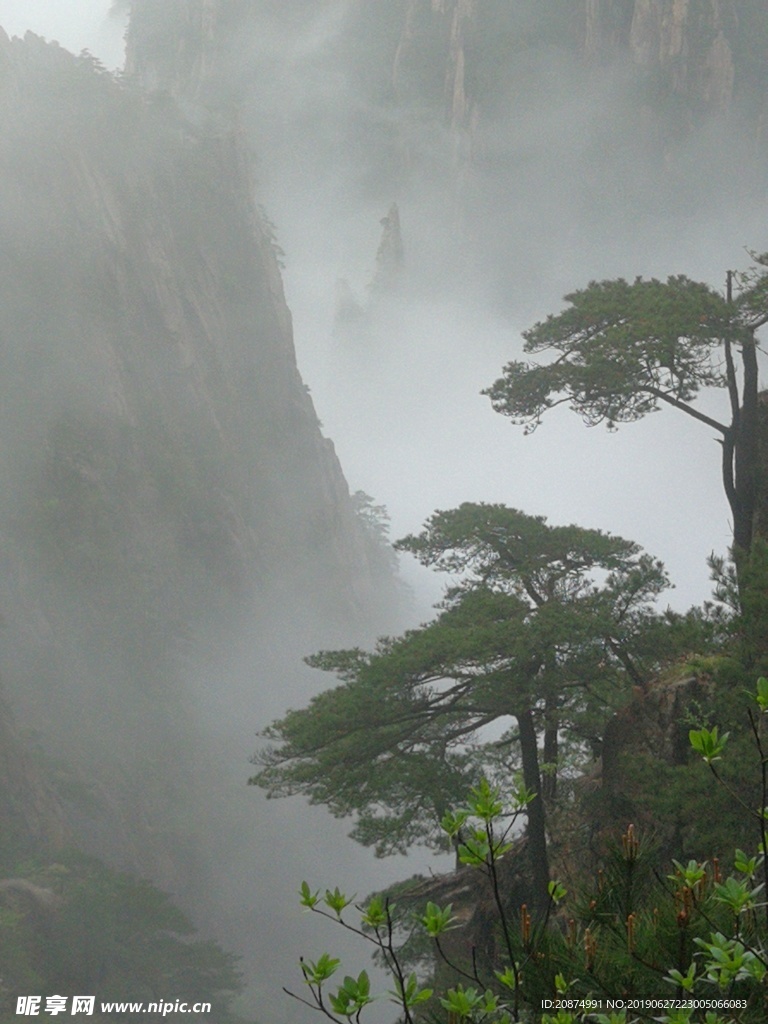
(393, 0), (477, 139)
(123, 0), (221, 102)
(388, 0), (489, 184)
(585, 0), (740, 115)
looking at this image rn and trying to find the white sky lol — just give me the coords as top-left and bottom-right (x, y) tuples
(0, 0), (126, 68)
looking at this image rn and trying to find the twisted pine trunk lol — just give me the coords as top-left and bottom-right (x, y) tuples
(516, 706), (550, 916)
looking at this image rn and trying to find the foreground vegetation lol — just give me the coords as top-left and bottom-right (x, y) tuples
(286, 679), (768, 1023)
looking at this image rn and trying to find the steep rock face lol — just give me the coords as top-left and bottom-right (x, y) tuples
(296, 0), (765, 226)
(386, 0), (766, 175)
(121, 3), (768, 237)
(389, 1), (757, 160)
(123, 0), (221, 101)
(0, 31), (381, 619)
(0, 28), (394, 877)
(393, 0), (478, 148)
(0, 685), (69, 859)
(586, 0), (740, 114)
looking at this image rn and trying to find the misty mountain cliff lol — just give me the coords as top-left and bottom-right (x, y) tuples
(0, 26), (398, 875)
(122, 0), (768, 319)
(123, 2), (765, 121)
(2, 2), (768, 1019)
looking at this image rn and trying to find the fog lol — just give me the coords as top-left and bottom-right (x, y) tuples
(1, 3), (766, 1023)
(0, 0), (126, 66)
(244, 5), (760, 611)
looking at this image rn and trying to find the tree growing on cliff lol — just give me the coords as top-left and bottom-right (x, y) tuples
(251, 504), (670, 912)
(484, 257), (768, 558)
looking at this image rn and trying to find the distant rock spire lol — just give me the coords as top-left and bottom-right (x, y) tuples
(370, 203), (404, 293)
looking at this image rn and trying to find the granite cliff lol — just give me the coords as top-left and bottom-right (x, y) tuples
(389, 0), (765, 180)
(0, 24), (397, 883)
(120, 2), (768, 191)
(132, 1), (768, 314)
